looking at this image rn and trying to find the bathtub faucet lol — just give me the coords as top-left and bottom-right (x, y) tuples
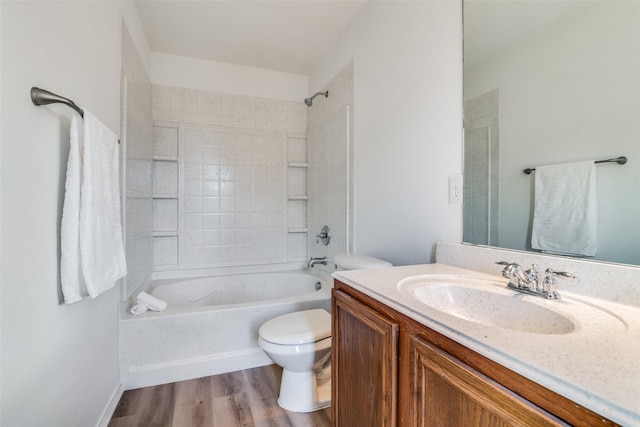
(307, 257), (328, 268)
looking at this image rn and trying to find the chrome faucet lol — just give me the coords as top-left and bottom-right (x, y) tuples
(496, 261), (538, 289)
(308, 256), (328, 268)
(496, 262), (574, 299)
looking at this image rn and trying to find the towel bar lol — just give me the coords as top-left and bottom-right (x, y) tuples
(30, 87), (120, 143)
(523, 156), (627, 174)
(31, 87), (84, 117)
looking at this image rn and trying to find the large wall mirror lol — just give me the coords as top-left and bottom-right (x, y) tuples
(463, 1), (640, 266)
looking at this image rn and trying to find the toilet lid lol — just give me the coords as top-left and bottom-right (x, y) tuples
(334, 253), (392, 270)
(259, 309), (331, 345)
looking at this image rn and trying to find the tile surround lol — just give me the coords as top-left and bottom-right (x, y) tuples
(153, 161), (178, 196)
(151, 84), (309, 270)
(153, 199), (178, 232)
(153, 125), (178, 159)
(307, 61), (354, 260)
(152, 86), (307, 134)
(178, 125), (287, 268)
(150, 63), (354, 271)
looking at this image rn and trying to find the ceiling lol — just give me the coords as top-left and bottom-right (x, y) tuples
(135, 0), (367, 76)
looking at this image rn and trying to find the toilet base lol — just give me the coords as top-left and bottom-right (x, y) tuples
(277, 369), (331, 413)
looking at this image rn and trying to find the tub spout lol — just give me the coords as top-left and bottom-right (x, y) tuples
(308, 257), (328, 268)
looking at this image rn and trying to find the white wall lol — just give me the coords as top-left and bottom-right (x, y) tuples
(151, 52), (308, 102)
(310, 1), (464, 266)
(464, 2), (640, 265)
(122, 4), (152, 76)
(1, 2), (148, 425)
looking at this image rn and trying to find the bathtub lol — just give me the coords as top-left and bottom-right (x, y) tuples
(120, 268), (332, 389)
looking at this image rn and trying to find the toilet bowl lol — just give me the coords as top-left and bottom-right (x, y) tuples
(258, 309), (332, 412)
(258, 254), (392, 412)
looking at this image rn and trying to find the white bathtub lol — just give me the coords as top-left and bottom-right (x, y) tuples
(150, 270), (328, 309)
(120, 268), (332, 389)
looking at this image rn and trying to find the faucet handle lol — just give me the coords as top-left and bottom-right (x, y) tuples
(542, 268), (575, 299)
(495, 261), (517, 279)
(315, 225), (331, 246)
(545, 268), (575, 280)
(495, 261), (515, 274)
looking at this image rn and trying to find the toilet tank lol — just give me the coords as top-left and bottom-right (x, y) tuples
(334, 253), (392, 271)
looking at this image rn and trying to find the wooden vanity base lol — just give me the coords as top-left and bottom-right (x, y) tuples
(332, 280), (618, 427)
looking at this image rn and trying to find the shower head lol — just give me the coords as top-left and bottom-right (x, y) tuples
(304, 91), (328, 107)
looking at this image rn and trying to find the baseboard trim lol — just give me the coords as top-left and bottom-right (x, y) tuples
(97, 383), (124, 427)
(121, 347), (273, 390)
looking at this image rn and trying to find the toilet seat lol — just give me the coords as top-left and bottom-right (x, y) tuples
(259, 309), (331, 345)
(258, 335), (331, 357)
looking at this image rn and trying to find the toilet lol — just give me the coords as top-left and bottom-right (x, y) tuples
(258, 253), (392, 412)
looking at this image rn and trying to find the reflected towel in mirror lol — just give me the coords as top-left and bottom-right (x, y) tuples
(531, 161), (597, 256)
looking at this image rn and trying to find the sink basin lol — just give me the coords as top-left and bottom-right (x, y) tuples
(397, 274), (576, 335)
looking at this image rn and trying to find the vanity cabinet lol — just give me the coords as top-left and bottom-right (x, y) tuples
(332, 280), (617, 427)
(409, 335), (563, 426)
(332, 289), (399, 427)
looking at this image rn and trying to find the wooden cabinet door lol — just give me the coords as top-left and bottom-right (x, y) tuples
(332, 290), (399, 427)
(409, 335), (567, 427)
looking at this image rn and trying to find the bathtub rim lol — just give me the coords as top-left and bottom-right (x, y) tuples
(122, 264), (333, 319)
(150, 261), (332, 281)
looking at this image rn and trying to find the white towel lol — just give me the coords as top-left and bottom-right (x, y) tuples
(60, 115), (87, 303)
(130, 303), (149, 316)
(531, 160), (597, 257)
(136, 291), (167, 311)
(60, 112), (127, 303)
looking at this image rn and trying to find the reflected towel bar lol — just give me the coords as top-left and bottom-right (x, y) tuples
(30, 86), (120, 143)
(523, 156), (627, 174)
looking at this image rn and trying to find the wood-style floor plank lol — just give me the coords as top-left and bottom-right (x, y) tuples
(243, 365), (291, 427)
(172, 377), (214, 427)
(211, 393), (255, 426)
(210, 370), (246, 398)
(138, 384), (176, 427)
(109, 365), (331, 427)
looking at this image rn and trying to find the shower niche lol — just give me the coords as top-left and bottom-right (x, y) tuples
(150, 86), (310, 271)
(152, 123), (179, 269)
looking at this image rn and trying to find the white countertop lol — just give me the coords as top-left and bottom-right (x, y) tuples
(333, 263), (640, 426)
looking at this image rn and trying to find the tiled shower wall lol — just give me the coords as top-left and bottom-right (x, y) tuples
(308, 61), (355, 261)
(463, 89), (500, 247)
(121, 23), (153, 297)
(151, 85), (308, 270)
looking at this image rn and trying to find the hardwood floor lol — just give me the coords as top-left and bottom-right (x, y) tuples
(109, 365), (332, 427)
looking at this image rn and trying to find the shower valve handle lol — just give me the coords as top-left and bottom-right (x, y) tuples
(315, 225), (331, 246)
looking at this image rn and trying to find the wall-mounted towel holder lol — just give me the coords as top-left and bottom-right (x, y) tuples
(31, 87), (84, 117)
(30, 86), (119, 143)
(523, 156), (627, 174)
